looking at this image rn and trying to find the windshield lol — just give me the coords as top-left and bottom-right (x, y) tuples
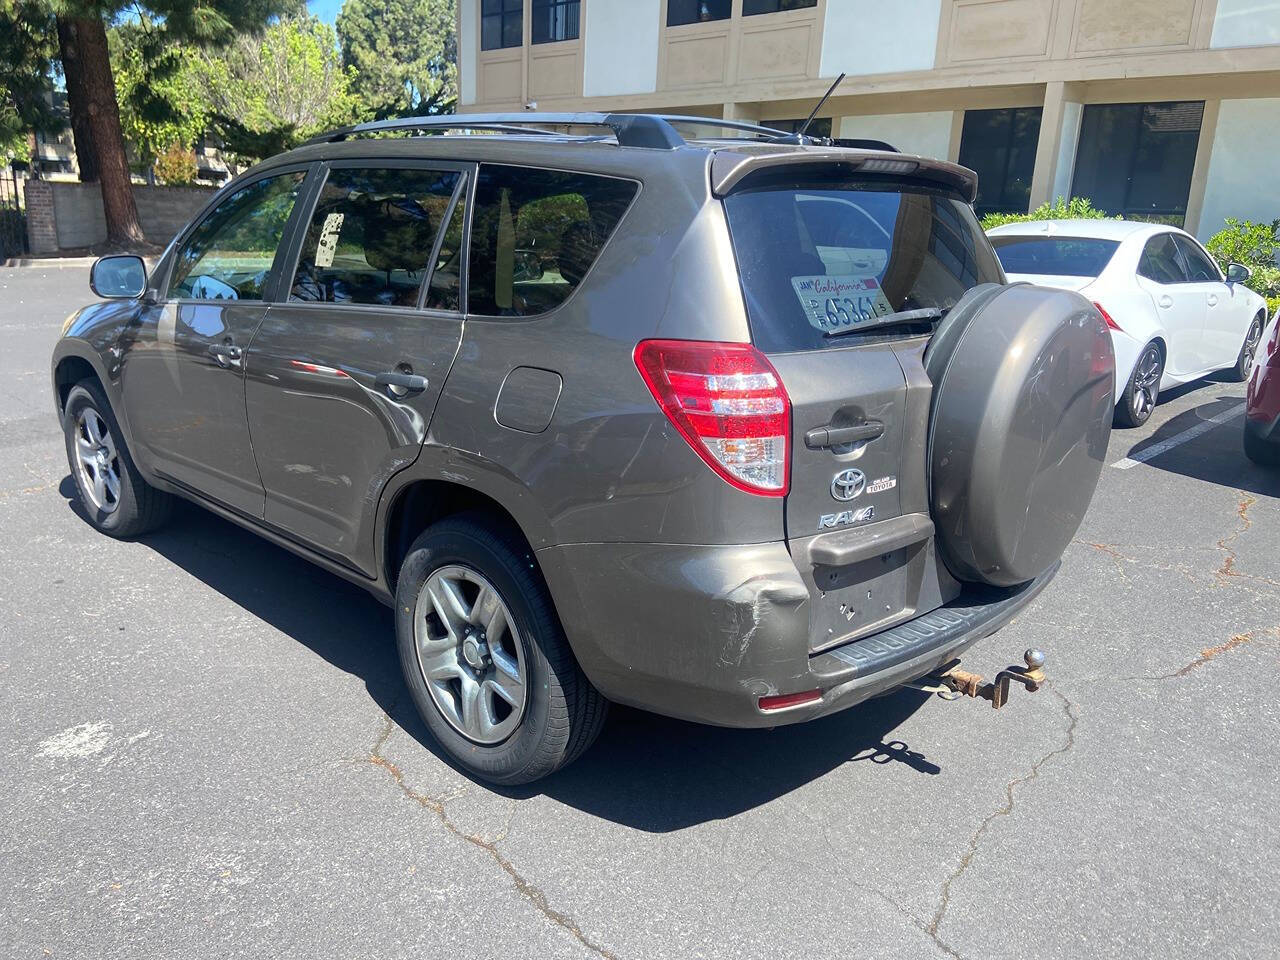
(990, 235), (1120, 278)
(723, 180), (1004, 352)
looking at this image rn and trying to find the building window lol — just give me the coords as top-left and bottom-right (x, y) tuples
(482, 0), (523, 50)
(532, 0), (579, 42)
(667, 0), (731, 27)
(743, 0), (817, 14)
(1071, 101), (1204, 226)
(957, 107), (1043, 218)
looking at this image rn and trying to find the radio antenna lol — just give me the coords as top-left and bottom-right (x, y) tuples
(798, 73), (845, 140)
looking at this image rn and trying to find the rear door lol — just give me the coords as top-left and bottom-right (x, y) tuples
(1135, 232), (1206, 375)
(244, 161), (470, 574)
(722, 177), (1005, 647)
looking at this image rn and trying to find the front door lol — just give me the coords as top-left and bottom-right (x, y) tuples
(1175, 234), (1246, 366)
(244, 162), (469, 574)
(120, 170), (310, 515)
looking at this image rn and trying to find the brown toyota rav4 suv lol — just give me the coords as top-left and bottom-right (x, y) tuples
(53, 114), (1114, 784)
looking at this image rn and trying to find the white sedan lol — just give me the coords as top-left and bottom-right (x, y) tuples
(987, 219), (1267, 426)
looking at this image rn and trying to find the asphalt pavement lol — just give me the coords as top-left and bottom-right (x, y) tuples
(3, 264), (1278, 959)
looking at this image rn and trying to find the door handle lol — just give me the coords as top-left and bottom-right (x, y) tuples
(1157, 295), (1174, 309)
(1207, 294), (1219, 307)
(375, 370), (428, 394)
(805, 420), (885, 450)
(209, 342), (243, 367)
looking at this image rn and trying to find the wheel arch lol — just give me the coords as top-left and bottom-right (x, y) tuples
(381, 476), (548, 596)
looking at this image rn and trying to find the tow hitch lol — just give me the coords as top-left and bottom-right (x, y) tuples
(909, 649), (1046, 709)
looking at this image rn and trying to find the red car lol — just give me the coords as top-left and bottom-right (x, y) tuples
(1246, 312), (1280, 465)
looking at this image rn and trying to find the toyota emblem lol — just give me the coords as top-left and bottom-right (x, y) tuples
(830, 468), (866, 502)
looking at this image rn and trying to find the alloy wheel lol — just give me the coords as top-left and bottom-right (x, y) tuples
(413, 564), (528, 744)
(1132, 345), (1162, 421)
(1242, 318), (1263, 380)
(73, 406), (121, 514)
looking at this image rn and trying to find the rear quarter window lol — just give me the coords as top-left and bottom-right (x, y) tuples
(723, 180), (1003, 353)
(467, 165), (637, 317)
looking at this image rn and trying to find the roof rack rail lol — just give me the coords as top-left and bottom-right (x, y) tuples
(300, 112), (801, 150)
(302, 113), (686, 150)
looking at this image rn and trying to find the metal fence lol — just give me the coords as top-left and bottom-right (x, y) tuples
(0, 168), (28, 260)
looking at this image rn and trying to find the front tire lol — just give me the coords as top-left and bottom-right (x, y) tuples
(1227, 314), (1264, 383)
(1115, 341), (1164, 428)
(62, 381), (172, 537)
(394, 514), (607, 785)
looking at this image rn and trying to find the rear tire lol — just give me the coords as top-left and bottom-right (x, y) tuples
(1227, 314), (1264, 383)
(394, 513), (607, 785)
(1115, 342), (1163, 428)
(62, 381), (172, 538)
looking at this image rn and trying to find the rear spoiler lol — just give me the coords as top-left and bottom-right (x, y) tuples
(711, 149), (979, 204)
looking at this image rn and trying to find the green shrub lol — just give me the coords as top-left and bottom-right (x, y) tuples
(1205, 218), (1280, 303)
(1205, 218), (1277, 268)
(154, 142), (198, 186)
(980, 196), (1118, 231)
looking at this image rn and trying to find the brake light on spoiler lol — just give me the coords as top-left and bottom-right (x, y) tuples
(633, 339), (791, 496)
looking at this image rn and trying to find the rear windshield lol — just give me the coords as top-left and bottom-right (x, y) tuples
(723, 180), (1003, 352)
(990, 235), (1119, 278)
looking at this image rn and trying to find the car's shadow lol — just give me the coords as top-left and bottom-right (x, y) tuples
(1116, 388), (1280, 498)
(60, 476), (939, 831)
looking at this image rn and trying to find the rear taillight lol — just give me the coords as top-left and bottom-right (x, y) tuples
(633, 339), (790, 496)
(1093, 302), (1122, 332)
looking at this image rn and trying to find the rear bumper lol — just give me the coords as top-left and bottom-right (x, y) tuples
(538, 538), (1057, 728)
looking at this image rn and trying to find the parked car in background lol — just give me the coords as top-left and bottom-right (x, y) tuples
(53, 114), (1116, 785)
(1245, 311), (1280, 464)
(988, 220), (1267, 427)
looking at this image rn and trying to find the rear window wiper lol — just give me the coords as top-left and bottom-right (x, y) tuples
(823, 307), (943, 338)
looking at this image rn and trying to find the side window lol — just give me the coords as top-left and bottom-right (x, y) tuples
(1138, 234), (1187, 285)
(170, 172), (305, 300)
(289, 167), (461, 308)
(426, 183), (467, 312)
(467, 165), (637, 317)
(1173, 235), (1222, 283)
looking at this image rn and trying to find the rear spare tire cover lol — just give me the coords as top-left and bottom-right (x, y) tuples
(925, 283), (1115, 587)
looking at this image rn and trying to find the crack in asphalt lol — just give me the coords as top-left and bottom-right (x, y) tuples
(1109, 631), (1258, 683)
(1215, 493), (1280, 590)
(1069, 538), (1200, 587)
(924, 688), (1078, 956)
(358, 715), (619, 960)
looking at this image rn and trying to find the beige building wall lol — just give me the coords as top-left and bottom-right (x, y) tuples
(459, 0), (1280, 238)
(1199, 98), (1280, 239)
(836, 112), (956, 161)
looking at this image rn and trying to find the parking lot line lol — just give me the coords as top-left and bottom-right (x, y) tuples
(1110, 401), (1245, 470)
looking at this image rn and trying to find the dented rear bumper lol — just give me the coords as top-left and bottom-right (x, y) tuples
(538, 539), (1058, 728)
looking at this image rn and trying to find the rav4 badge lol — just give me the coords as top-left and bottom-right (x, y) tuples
(818, 505), (875, 530)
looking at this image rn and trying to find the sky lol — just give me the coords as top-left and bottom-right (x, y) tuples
(308, 0), (343, 24)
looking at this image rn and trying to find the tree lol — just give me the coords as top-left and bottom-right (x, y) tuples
(337, 0), (457, 119)
(0, 0), (63, 165)
(200, 13), (363, 161)
(52, 10), (141, 243)
(52, 0), (293, 246)
(109, 19), (210, 175)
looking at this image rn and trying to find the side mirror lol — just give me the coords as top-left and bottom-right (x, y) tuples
(1226, 262), (1252, 285)
(90, 255), (147, 299)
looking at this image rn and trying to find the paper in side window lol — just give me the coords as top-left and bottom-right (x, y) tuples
(315, 213), (345, 269)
